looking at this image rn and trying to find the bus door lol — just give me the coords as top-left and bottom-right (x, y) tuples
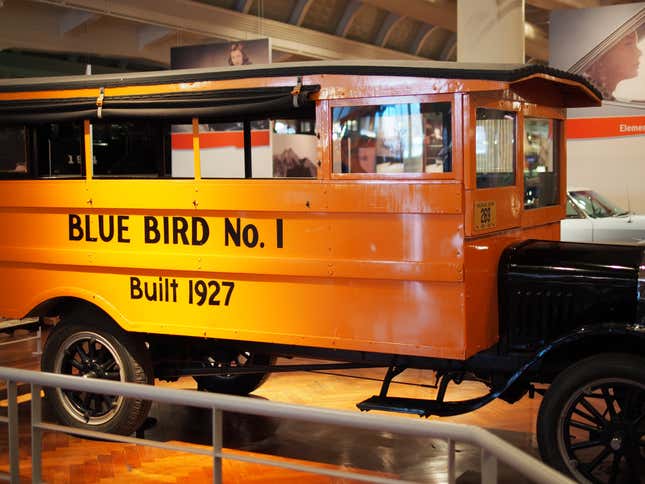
(463, 94), (522, 237)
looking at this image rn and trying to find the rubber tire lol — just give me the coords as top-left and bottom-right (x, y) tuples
(537, 353), (645, 483)
(194, 354), (275, 395)
(41, 311), (153, 436)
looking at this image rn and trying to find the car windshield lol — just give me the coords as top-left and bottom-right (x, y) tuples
(568, 190), (629, 218)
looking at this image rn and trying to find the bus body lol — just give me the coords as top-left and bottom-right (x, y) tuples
(0, 62), (643, 483)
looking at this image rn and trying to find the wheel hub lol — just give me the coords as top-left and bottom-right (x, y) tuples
(609, 435), (623, 451)
(81, 359), (103, 377)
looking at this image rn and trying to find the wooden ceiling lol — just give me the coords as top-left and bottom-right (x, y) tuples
(0, 0), (637, 77)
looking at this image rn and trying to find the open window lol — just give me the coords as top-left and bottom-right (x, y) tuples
(193, 118), (317, 179)
(92, 120), (171, 177)
(523, 118), (560, 209)
(0, 83), (318, 181)
(0, 125), (28, 176)
(0, 122), (85, 178)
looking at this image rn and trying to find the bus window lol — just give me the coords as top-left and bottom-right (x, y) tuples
(198, 118), (317, 179)
(32, 122), (84, 178)
(0, 125), (27, 175)
(332, 102), (451, 175)
(475, 109), (516, 188)
(270, 118), (317, 178)
(198, 121), (244, 179)
(524, 118), (560, 209)
(92, 120), (170, 177)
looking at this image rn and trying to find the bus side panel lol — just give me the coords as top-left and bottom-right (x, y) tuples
(463, 222), (561, 357)
(0, 179), (469, 360)
(0, 266), (466, 359)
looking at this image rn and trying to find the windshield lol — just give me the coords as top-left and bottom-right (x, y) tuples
(568, 190), (629, 218)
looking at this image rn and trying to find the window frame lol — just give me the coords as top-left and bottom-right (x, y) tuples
(89, 118), (172, 179)
(0, 121), (89, 180)
(473, 107), (518, 190)
(518, 103), (567, 228)
(193, 116), (320, 181)
(327, 93), (460, 181)
(522, 116), (562, 210)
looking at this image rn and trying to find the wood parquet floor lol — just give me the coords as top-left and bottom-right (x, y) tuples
(0, 329), (544, 483)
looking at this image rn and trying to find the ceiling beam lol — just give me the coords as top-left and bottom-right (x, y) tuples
(25, 0), (422, 61)
(235, 0), (254, 14)
(0, 4), (173, 65)
(288, 0), (313, 26)
(410, 24), (436, 56)
(440, 33), (457, 61)
(374, 13), (404, 47)
(361, 0), (548, 60)
(138, 25), (173, 50)
(526, 0), (600, 9)
(59, 10), (100, 36)
(335, 0), (362, 37)
(362, 0), (456, 31)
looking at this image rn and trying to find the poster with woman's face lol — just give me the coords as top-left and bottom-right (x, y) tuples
(170, 39), (271, 69)
(582, 26), (644, 103)
(551, 4), (644, 108)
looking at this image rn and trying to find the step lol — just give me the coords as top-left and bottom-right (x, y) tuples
(356, 395), (442, 417)
(357, 392), (495, 417)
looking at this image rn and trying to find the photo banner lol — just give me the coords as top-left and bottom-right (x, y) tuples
(170, 39), (271, 68)
(550, 3), (645, 139)
(551, 3), (645, 212)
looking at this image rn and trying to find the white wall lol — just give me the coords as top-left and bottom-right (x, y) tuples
(567, 136), (645, 212)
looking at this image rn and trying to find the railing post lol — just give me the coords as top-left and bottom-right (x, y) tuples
(7, 381), (19, 484)
(31, 384), (42, 484)
(447, 439), (456, 484)
(212, 408), (223, 484)
(481, 448), (498, 484)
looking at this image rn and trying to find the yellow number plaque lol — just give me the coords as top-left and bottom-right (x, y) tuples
(474, 201), (497, 230)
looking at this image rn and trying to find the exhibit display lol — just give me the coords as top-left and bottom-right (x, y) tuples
(0, 60), (643, 483)
(563, 188), (645, 244)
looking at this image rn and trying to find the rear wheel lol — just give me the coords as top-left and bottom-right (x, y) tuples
(194, 351), (274, 395)
(41, 312), (153, 435)
(537, 354), (645, 484)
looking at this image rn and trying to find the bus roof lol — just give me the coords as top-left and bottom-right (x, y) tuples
(0, 60), (601, 102)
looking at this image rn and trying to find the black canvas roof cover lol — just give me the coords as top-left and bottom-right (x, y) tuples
(0, 86), (318, 123)
(0, 60), (602, 101)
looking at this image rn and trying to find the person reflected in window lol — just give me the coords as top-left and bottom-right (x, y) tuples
(228, 43), (252, 66)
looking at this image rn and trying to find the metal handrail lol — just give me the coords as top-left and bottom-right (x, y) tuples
(0, 366), (574, 484)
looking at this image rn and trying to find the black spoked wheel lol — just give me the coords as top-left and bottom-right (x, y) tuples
(42, 312), (153, 435)
(538, 354), (645, 484)
(194, 351), (274, 396)
(54, 331), (126, 425)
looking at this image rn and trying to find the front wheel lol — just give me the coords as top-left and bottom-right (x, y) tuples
(41, 312), (153, 436)
(537, 353), (645, 484)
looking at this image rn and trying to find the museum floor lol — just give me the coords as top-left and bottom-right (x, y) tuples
(0, 329), (542, 483)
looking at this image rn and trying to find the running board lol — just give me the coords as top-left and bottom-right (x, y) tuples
(357, 393), (498, 417)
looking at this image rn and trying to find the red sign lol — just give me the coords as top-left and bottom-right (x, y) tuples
(566, 116), (645, 139)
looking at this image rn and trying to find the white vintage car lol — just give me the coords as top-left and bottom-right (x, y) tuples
(561, 188), (645, 244)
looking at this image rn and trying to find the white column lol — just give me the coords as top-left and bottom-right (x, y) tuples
(457, 0), (525, 64)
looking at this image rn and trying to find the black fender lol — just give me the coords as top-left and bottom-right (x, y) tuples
(431, 323), (645, 417)
(496, 322), (645, 401)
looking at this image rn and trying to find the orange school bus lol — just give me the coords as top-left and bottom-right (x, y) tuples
(0, 61), (644, 483)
